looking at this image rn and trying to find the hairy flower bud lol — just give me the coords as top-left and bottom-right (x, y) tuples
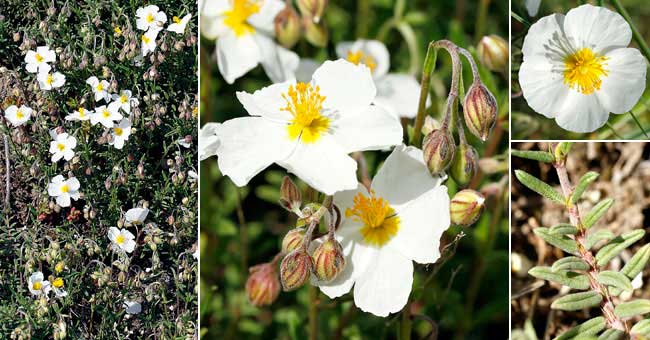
(297, 0), (327, 23)
(281, 228), (305, 253)
(280, 249), (313, 291)
(477, 35), (508, 72)
(274, 6), (301, 49)
(303, 17), (328, 47)
(311, 236), (345, 282)
(423, 128), (455, 176)
(450, 189), (485, 226)
(450, 142), (478, 187)
(463, 82), (497, 142)
(279, 176), (302, 213)
(245, 263), (280, 306)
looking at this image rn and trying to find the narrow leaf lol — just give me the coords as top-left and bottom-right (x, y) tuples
(512, 150), (555, 163)
(630, 319), (650, 335)
(515, 170), (565, 204)
(549, 223), (578, 235)
(621, 244), (650, 279)
(571, 171), (599, 204)
(552, 256), (590, 272)
(597, 271), (633, 292)
(528, 266), (590, 290)
(595, 229), (645, 267)
(553, 317), (605, 340)
(534, 228), (579, 255)
(551, 291), (602, 311)
(597, 329), (624, 340)
(615, 299), (650, 318)
(585, 230), (614, 250)
(583, 199), (614, 229)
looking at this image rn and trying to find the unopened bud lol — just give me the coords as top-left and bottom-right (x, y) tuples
(450, 189), (485, 226)
(274, 6), (301, 49)
(297, 0), (327, 23)
(246, 263), (281, 306)
(311, 236), (345, 282)
(303, 18), (328, 47)
(280, 249), (313, 291)
(423, 128), (455, 176)
(282, 228), (305, 253)
(463, 82), (497, 142)
(450, 142), (478, 187)
(279, 176), (302, 213)
(477, 35), (508, 72)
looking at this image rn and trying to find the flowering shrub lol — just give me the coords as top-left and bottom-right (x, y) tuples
(0, 0), (197, 338)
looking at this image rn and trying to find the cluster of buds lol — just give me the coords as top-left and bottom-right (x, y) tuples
(274, 0), (328, 48)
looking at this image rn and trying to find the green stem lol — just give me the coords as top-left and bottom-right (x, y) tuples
(309, 284), (319, 340)
(628, 111), (649, 139)
(356, 0), (370, 38)
(395, 22), (421, 74)
(510, 11), (531, 27)
(412, 42), (437, 147)
(605, 122), (624, 139)
(235, 188), (248, 275)
(610, 0), (650, 63)
(398, 301), (412, 340)
(474, 0), (490, 41)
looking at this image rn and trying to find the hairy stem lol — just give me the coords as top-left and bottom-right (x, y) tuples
(236, 188), (248, 275)
(399, 300), (412, 340)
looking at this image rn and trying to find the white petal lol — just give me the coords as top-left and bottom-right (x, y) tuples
(216, 117), (295, 187)
(126, 208), (149, 224)
(123, 239), (136, 253)
(525, 0), (541, 16)
(312, 60), (376, 114)
(521, 13), (567, 58)
(331, 105), (402, 153)
(374, 74), (423, 118)
(56, 193), (71, 207)
(337, 40), (390, 79)
(333, 183), (366, 212)
(201, 0), (229, 17)
(248, 0), (285, 34)
(278, 136), (357, 195)
(255, 35), (299, 83)
(519, 55), (568, 119)
(353, 248), (413, 317)
(216, 33), (261, 84)
(199, 123), (222, 160)
(236, 80), (295, 121)
(554, 92), (609, 132)
(67, 178), (80, 191)
(125, 301), (142, 314)
(563, 4), (632, 53)
(295, 58), (320, 83)
(597, 48), (647, 114)
(386, 186), (450, 264)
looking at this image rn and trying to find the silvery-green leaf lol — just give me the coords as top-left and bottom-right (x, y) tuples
(621, 244), (650, 280)
(614, 299), (650, 318)
(534, 228), (579, 255)
(583, 199), (614, 229)
(515, 170), (565, 204)
(595, 230), (645, 267)
(552, 256), (590, 272)
(512, 150), (555, 163)
(571, 171), (599, 204)
(597, 329), (623, 340)
(551, 291), (602, 311)
(528, 266), (590, 290)
(597, 271), (632, 292)
(549, 223), (578, 235)
(630, 319), (650, 335)
(584, 230), (614, 250)
(553, 317), (605, 340)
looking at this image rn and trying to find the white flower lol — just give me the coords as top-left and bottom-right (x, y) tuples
(141, 28), (161, 56)
(125, 207), (149, 225)
(86, 76), (111, 102)
(90, 104), (123, 128)
(199, 122), (221, 161)
(525, 0), (541, 17)
(52, 277), (68, 298)
(48, 174), (80, 208)
(28, 271), (51, 296)
(519, 4), (648, 133)
(4, 105), (32, 127)
(124, 300), (142, 314)
(215, 59), (403, 195)
(136, 5), (167, 31)
(111, 90), (138, 113)
(108, 227), (136, 254)
(336, 40), (424, 119)
(25, 46), (56, 73)
(49, 132), (77, 162)
(65, 107), (92, 122)
(313, 145), (450, 317)
(109, 118), (132, 149)
(167, 14), (191, 34)
(37, 68), (66, 90)
(201, 0), (299, 84)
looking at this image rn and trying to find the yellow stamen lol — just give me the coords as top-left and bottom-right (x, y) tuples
(57, 143), (65, 151)
(345, 191), (400, 247)
(55, 262), (65, 273)
(120, 95), (128, 103)
(78, 108), (85, 117)
(223, 0), (260, 37)
(103, 110), (110, 118)
(347, 50), (377, 73)
(97, 83), (104, 92)
(60, 184), (69, 193)
(35, 53), (43, 63)
(32, 282), (42, 290)
(146, 13), (155, 23)
(563, 48), (609, 95)
(116, 234), (125, 244)
(173, 16), (181, 24)
(141, 34), (151, 44)
(46, 74), (54, 85)
(52, 277), (64, 288)
(282, 83), (329, 143)
(16, 110), (24, 120)
(114, 127), (123, 136)
(114, 26), (122, 35)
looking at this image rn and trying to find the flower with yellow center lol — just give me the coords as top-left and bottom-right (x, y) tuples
(109, 118), (132, 150)
(48, 174), (81, 208)
(28, 271), (51, 296)
(141, 28), (161, 56)
(346, 51), (377, 73)
(37, 68), (66, 91)
(519, 4), (647, 133)
(25, 46), (56, 73)
(223, 0), (260, 37)
(49, 132), (77, 162)
(108, 227), (136, 254)
(66, 107), (92, 122)
(167, 13), (192, 34)
(313, 145), (450, 317)
(86, 76), (111, 102)
(111, 90), (138, 113)
(3, 104), (32, 127)
(136, 5), (167, 31)
(214, 59), (403, 195)
(52, 277), (68, 298)
(90, 104), (122, 128)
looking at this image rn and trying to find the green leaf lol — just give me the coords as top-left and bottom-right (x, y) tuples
(597, 271), (632, 292)
(595, 230), (646, 267)
(528, 266), (590, 290)
(553, 317), (605, 340)
(571, 171), (599, 204)
(534, 228), (579, 255)
(511, 150), (555, 163)
(552, 256), (590, 272)
(630, 319), (650, 335)
(551, 291), (602, 311)
(583, 199), (614, 229)
(585, 230), (614, 250)
(615, 299), (650, 318)
(515, 170), (565, 204)
(597, 329), (624, 340)
(621, 244), (650, 279)
(549, 223), (578, 235)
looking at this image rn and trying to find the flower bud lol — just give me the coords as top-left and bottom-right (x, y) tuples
(303, 18), (328, 47)
(280, 249), (313, 291)
(297, 0), (327, 23)
(463, 82), (497, 142)
(274, 6), (301, 49)
(279, 176), (302, 213)
(311, 236), (345, 282)
(245, 263), (281, 306)
(282, 228), (305, 253)
(477, 35), (508, 72)
(450, 189), (485, 226)
(450, 142), (478, 187)
(423, 128), (455, 176)
(421, 116), (441, 137)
